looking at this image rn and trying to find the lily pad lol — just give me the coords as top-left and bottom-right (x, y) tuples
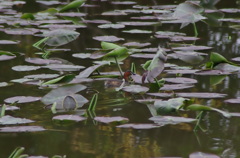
(224, 98), (240, 104)
(94, 116), (129, 124)
(116, 123), (159, 129)
(42, 64), (84, 71)
(122, 29), (152, 34)
(164, 77), (197, 84)
(0, 115), (34, 125)
(154, 97), (187, 113)
(176, 92), (227, 98)
(0, 82), (10, 87)
(12, 65), (41, 71)
(93, 35), (124, 42)
(195, 70), (230, 75)
(118, 21), (159, 26)
(4, 96), (41, 104)
(98, 23), (125, 29)
(52, 115), (86, 122)
(0, 126), (46, 132)
(160, 84), (194, 91)
(24, 74), (60, 80)
(0, 55), (16, 61)
(149, 116), (196, 126)
(0, 40), (19, 44)
(25, 58), (63, 65)
(72, 53), (91, 59)
(122, 85), (149, 93)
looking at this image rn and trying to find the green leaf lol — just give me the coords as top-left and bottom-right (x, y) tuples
(187, 104), (231, 118)
(88, 93), (98, 111)
(0, 104), (6, 117)
(103, 47), (129, 62)
(59, 0), (86, 12)
(210, 75), (227, 86)
(142, 60), (152, 70)
(101, 41), (121, 50)
(210, 52), (229, 66)
(8, 147), (26, 158)
(21, 13), (35, 20)
(0, 51), (15, 56)
(42, 74), (75, 85)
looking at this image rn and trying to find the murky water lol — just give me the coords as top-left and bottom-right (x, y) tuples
(1, 0), (240, 157)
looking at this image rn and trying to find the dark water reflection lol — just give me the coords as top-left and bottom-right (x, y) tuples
(1, 0), (240, 157)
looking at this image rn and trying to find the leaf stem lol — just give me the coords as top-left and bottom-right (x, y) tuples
(193, 23), (198, 37)
(114, 56), (123, 78)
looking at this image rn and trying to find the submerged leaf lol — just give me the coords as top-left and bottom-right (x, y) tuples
(0, 126), (45, 132)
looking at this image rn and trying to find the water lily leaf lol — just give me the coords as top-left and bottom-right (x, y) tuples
(42, 74), (75, 85)
(21, 13), (35, 20)
(189, 152), (220, 158)
(224, 98), (240, 104)
(0, 40), (20, 44)
(210, 75), (227, 86)
(122, 85), (149, 93)
(149, 116), (196, 126)
(12, 65), (41, 71)
(164, 77), (197, 84)
(24, 74), (60, 80)
(160, 84), (194, 91)
(98, 23), (125, 29)
(59, 0), (86, 12)
(25, 58), (62, 65)
(0, 82), (10, 87)
(146, 92), (174, 98)
(154, 97), (187, 113)
(131, 54), (155, 59)
(214, 63), (240, 72)
(76, 64), (106, 78)
(102, 10), (127, 16)
(4, 96), (41, 104)
(172, 45), (212, 51)
(143, 47), (167, 83)
(4, 28), (39, 35)
(42, 64), (84, 71)
(94, 116), (129, 124)
(176, 92), (227, 98)
(165, 69), (198, 75)
(42, 29), (80, 47)
(172, 51), (204, 64)
(0, 115), (34, 125)
(111, 1), (136, 5)
(72, 53), (91, 59)
(123, 42), (151, 48)
(101, 41), (121, 50)
(0, 126), (46, 132)
(56, 12), (86, 17)
(53, 115), (86, 122)
(122, 29), (152, 34)
(118, 21), (159, 26)
(195, 70), (230, 75)
(103, 47), (129, 62)
(41, 84), (87, 105)
(117, 123), (159, 129)
(173, 1), (205, 28)
(93, 35), (124, 42)
(1, 105), (19, 111)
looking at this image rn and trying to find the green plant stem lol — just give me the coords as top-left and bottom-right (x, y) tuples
(193, 23), (198, 37)
(114, 56), (123, 78)
(194, 111), (203, 131)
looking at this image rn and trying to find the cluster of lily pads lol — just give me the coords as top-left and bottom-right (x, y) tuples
(1, 0), (240, 141)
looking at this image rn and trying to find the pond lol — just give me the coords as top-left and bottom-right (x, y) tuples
(1, 0), (240, 157)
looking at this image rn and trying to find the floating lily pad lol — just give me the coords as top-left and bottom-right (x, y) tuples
(160, 84), (194, 91)
(94, 116), (129, 124)
(53, 115), (86, 122)
(111, 1), (137, 5)
(102, 10), (127, 16)
(0, 82), (10, 87)
(72, 53), (91, 59)
(12, 65), (41, 71)
(130, 53), (155, 59)
(214, 63), (240, 72)
(24, 74), (60, 80)
(123, 42), (151, 48)
(25, 58), (63, 65)
(122, 29), (152, 34)
(0, 126), (46, 132)
(0, 40), (19, 44)
(149, 116), (196, 126)
(98, 23), (125, 29)
(42, 64), (84, 71)
(195, 70), (230, 75)
(146, 93), (174, 98)
(0, 115), (34, 125)
(176, 92), (227, 98)
(172, 45), (212, 51)
(119, 21), (159, 26)
(154, 97), (187, 113)
(122, 85), (149, 93)
(93, 35), (124, 42)
(164, 77), (197, 84)
(0, 55), (16, 61)
(117, 123), (159, 129)
(4, 96), (41, 104)
(83, 19), (111, 24)
(165, 69), (198, 74)
(189, 152), (220, 158)
(4, 28), (39, 35)
(224, 98), (240, 104)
